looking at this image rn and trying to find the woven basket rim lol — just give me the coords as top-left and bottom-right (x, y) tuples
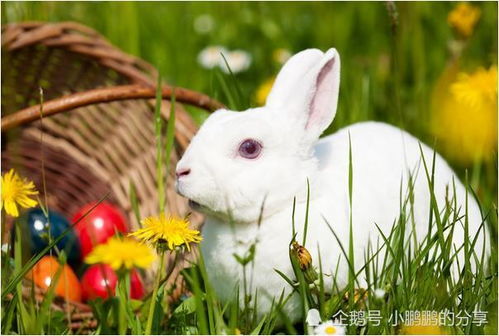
(1, 84), (224, 131)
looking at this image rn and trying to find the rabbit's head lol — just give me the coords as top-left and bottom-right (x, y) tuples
(176, 48), (340, 223)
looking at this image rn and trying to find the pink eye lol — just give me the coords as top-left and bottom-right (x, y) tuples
(238, 139), (262, 159)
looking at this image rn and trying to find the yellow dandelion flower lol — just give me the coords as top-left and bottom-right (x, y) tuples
(130, 214), (202, 251)
(400, 324), (447, 335)
(447, 2), (481, 38)
(431, 64), (497, 164)
(400, 315), (448, 335)
(255, 77), (275, 106)
(343, 288), (368, 306)
(451, 66), (497, 110)
(85, 237), (155, 270)
(1, 169), (38, 217)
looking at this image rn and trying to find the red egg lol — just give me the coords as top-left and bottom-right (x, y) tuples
(72, 202), (128, 257)
(81, 264), (145, 301)
(26, 256), (82, 302)
(130, 269), (145, 299)
(81, 264), (117, 301)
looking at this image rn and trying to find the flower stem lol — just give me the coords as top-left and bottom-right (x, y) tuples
(145, 249), (166, 335)
(118, 270), (131, 335)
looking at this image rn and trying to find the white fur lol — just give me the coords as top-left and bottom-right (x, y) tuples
(176, 48), (486, 322)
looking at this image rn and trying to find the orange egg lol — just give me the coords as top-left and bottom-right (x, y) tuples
(25, 256), (82, 302)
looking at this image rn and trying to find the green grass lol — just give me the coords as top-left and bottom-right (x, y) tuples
(1, 1), (497, 335)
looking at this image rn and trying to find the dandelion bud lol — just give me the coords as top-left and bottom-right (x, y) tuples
(290, 241), (318, 284)
(291, 241), (312, 270)
(447, 3), (481, 39)
(343, 288), (368, 309)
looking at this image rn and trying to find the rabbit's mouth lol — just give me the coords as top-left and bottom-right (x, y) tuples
(188, 198), (228, 220)
(188, 199), (202, 210)
(188, 199), (213, 214)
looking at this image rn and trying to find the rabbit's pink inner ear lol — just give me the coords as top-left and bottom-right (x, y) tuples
(305, 56), (339, 131)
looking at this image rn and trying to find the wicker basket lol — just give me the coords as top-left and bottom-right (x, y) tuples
(1, 21), (223, 332)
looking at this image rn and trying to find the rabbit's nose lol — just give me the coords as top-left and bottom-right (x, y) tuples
(176, 168), (191, 178)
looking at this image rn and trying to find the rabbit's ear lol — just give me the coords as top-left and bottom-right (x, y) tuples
(266, 48), (340, 141)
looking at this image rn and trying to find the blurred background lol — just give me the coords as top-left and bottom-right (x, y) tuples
(2, 1), (498, 208)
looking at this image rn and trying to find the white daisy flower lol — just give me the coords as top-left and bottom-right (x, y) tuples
(197, 45), (228, 69)
(194, 14), (215, 34)
(373, 288), (386, 299)
(220, 49), (252, 74)
(306, 308), (322, 327)
(314, 320), (346, 335)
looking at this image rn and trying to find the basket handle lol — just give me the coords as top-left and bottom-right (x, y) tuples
(1, 84), (225, 131)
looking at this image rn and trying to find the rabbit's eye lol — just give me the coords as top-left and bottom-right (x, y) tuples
(238, 139), (262, 159)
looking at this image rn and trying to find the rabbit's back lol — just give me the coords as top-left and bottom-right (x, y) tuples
(313, 121), (484, 282)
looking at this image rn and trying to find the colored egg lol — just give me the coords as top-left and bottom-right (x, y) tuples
(23, 208), (81, 263)
(72, 202), (128, 257)
(26, 256), (82, 302)
(81, 264), (145, 301)
(81, 264), (117, 301)
(130, 270), (145, 299)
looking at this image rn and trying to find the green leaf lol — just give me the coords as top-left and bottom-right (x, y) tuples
(182, 268), (209, 335)
(233, 243), (256, 266)
(151, 282), (166, 335)
(1, 293), (16, 334)
(274, 269), (296, 289)
(249, 315), (267, 335)
(173, 296), (198, 315)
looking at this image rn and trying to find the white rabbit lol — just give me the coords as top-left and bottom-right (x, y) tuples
(175, 48), (486, 322)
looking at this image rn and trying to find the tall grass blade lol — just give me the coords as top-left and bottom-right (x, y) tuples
(220, 52), (244, 109)
(14, 224), (30, 334)
(347, 133), (355, 298)
(129, 180), (142, 227)
(323, 217), (361, 289)
(292, 197), (297, 238)
(35, 260), (64, 333)
(164, 87), (176, 197)
(155, 74), (165, 213)
(302, 179), (310, 247)
(215, 70), (237, 110)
